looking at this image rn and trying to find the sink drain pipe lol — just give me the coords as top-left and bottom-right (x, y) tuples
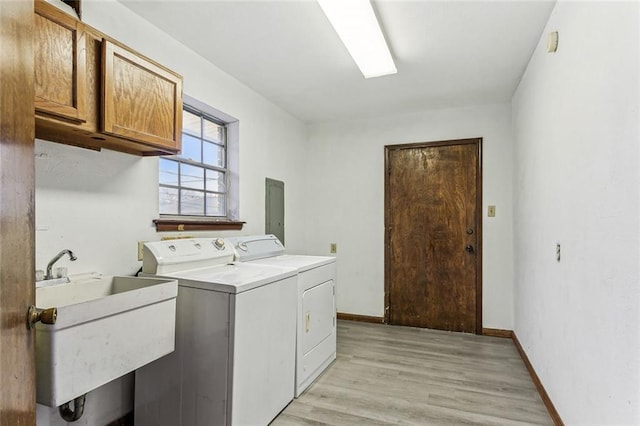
(59, 394), (86, 422)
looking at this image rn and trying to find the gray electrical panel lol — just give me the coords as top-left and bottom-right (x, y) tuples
(265, 178), (285, 245)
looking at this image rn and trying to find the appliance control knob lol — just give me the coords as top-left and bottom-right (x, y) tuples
(213, 238), (225, 250)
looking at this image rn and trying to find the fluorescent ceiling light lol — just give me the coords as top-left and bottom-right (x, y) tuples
(317, 0), (397, 79)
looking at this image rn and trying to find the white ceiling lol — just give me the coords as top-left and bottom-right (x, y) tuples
(119, 0), (555, 124)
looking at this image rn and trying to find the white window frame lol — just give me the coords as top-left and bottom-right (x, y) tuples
(158, 94), (239, 221)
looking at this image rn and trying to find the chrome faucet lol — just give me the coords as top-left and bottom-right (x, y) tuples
(45, 249), (78, 280)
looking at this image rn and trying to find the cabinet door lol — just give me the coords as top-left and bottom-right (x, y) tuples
(102, 40), (183, 151)
(34, 0), (86, 123)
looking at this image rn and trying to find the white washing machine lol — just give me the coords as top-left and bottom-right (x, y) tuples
(134, 237), (297, 426)
(226, 235), (336, 397)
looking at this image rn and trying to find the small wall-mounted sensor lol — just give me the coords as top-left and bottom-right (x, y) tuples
(547, 31), (559, 53)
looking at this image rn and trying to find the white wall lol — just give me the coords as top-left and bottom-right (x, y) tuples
(35, 1), (307, 424)
(305, 103), (514, 329)
(512, 1), (639, 424)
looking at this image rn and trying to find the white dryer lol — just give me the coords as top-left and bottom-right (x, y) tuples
(134, 237), (297, 426)
(226, 235), (336, 397)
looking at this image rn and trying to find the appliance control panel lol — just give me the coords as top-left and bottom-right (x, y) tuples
(143, 238), (235, 274)
(226, 234), (286, 261)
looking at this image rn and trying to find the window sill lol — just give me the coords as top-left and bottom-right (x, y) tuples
(153, 218), (245, 232)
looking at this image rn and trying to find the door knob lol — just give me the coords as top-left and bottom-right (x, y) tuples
(27, 305), (57, 329)
(465, 244), (474, 253)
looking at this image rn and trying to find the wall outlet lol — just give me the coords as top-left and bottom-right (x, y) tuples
(138, 241), (146, 261)
(330, 243), (337, 254)
(488, 205), (496, 217)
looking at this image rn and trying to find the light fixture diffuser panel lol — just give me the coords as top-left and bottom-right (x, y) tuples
(318, 0), (397, 78)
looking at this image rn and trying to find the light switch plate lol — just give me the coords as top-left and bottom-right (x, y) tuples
(330, 243), (337, 254)
(488, 205), (496, 217)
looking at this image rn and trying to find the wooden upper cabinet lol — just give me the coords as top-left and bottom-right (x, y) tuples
(102, 41), (183, 151)
(34, 0), (86, 123)
(34, 2), (183, 156)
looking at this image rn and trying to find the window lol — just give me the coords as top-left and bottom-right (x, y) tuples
(155, 97), (242, 232)
(159, 106), (228, 217)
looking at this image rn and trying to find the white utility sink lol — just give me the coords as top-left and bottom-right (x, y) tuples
(35, 274), (178, 407)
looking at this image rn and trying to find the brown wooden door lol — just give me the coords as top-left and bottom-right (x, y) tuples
(384, 138), (482, 333)
(0, 0), (36, 423)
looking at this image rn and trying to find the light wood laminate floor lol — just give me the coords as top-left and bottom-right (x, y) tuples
(272, 320), (552, 426)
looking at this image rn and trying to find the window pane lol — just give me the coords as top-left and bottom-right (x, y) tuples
(205, 192), (226, 216)
(181, 189), (204, 215)
(204, 120), (223, 143)
(180, 164), (204, 190)
(203, 141), (225, 167)
(183, 110), (201, 137)
(206, 169), (226, 192)
(159, 105), (229, 218)
(159, 186), (179, 215)
(159, 158), (179, 186)
(180, 133), (202, 163)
